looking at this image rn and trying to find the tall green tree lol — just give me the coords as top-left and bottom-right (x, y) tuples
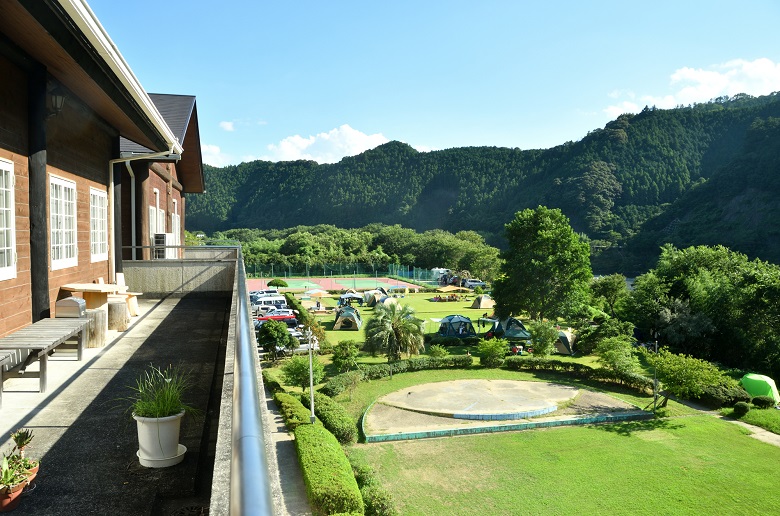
(364, 303), (425, 361)
(493, 206), (592, 320)
(591, 273), (629, 318)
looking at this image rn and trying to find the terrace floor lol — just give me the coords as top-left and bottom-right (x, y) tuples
(0, 296), (229, 515)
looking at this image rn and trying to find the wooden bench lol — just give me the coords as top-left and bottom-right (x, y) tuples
(0, 351), (13, 409)
(0, 318), (90, 396)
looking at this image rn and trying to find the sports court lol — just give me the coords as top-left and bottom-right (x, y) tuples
(247, 276), (419, 291)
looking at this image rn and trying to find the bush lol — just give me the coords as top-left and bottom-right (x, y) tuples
(347, 452), (376, 488)
(332, 340), (361, 372)
(428, 344), (449, 358)
(361, 484), (398, 516)
(294, 424), (364, 515)
(477, 338), (507, 368)
(274, 391), (313, 430)
(528, 320), (559, 357)
(321, 370), (365, 398)
(262, 369), (285, 394)
(301, 392), (358, 444)
(733, 401), (751, 417)
(267, 278), (288, 288)
(696, 384), (751, 409)
(752, 395), (777, 409)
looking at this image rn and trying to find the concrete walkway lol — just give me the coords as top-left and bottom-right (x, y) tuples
(0, 296), (229, 515)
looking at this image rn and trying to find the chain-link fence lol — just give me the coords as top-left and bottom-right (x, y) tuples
(244, 262), (441, 284)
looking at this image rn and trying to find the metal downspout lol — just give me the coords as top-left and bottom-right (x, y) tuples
(125, 161), (136, 260)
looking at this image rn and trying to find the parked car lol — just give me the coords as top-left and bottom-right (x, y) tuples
(464, 279), (486, 289)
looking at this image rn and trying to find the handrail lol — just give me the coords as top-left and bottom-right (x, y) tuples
(230, 249), (274, 514)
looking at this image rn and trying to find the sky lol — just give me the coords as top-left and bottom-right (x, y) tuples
(88, 1), (780, 167)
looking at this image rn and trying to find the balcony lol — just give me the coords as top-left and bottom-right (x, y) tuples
(0, 247), (291, 515)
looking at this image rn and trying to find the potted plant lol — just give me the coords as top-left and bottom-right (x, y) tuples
(0, 456), (27, 512)
(126, 364), (198, 468)
(8, 429), (39, 489)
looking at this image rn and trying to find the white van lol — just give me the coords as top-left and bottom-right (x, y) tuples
(252, 295), (287, 315)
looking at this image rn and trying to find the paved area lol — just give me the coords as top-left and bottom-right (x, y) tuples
(0, 296), (229, 515)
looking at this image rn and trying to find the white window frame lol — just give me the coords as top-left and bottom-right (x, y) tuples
(171, 199), (181, 245)
(89, 187), (108, 262)
(50, 174), (78, 270)
(0, 158), (17, 281)
(150, 188), (165, 240)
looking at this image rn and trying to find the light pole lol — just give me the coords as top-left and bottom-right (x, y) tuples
(306, 327), (318, 424)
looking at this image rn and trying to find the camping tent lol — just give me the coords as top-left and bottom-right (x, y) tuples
(378, 296), (398, 306)
(333, 306), (363, 330)
(437, 315), (477, 338)
(338, 292), (364, 306)
(470, 295), (495, 309)
(364, 290), (382, 306)
(740, 373), (780, 403)
(555, 330), (574, 355)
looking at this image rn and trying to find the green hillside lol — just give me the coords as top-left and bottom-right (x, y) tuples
(187, 93), (780, 273)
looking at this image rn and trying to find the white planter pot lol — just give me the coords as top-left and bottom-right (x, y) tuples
(133, 411), (187, 468)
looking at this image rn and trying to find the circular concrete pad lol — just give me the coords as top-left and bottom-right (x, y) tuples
(379, 379), (578, 418)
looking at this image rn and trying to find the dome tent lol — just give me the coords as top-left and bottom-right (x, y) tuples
(437, 315), (476, 338)
(740, 373), (779, 403)
(470, 294), (495, 309)
(333, 306), (363, 330)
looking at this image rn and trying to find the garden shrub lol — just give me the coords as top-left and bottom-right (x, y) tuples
(733, 401), (751, 417)
(347, 452), (376, 488)
(262, 369), (285, 394)
(274, 391), (314, 430)
(321, 370), (365, 397)
(294, 423), (364, 515)
(752, 395), (776, 409)
(429, 336), (460, 346)
(301, 392), (358, 444)
(361, 484), (398, 516)
(428, 344), (449, 358)
(477, 338), (507, 368)
(528, 320), (559, 357)
(695, 384), (751, 409)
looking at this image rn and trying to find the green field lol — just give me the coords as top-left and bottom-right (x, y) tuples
(349, 414), (779, 515)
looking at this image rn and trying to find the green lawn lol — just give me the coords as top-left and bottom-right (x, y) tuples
(349, 415), (780, 515)
(722, 406), (780, 434)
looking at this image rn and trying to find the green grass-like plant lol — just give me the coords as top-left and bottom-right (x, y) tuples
(127, 364), (198, 418)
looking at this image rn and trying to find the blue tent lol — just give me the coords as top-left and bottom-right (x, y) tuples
(437, 315), (476, 338)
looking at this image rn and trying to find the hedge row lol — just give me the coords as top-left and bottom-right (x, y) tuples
(284, 293), (314, 326)
(695, 384), (751, 409)
(503, 356), (654, 394)
(273, 391), (313, 431)
(295, 423), (364, 515)
(428, 336), (480, 347)
(347, 451), (398, 516)
(262, 369), (285, 395)
(301, 391), (358, 444)
(321, 355), (474, 397)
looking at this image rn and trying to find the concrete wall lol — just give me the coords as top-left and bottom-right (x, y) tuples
(122, 248), (237, 297)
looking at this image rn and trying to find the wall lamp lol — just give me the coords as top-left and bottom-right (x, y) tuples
(47, 85), (67, 118)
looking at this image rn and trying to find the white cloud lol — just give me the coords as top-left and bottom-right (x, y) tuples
(261, 124), (390, 163)
(219, 121), (235, 132)
(201, 144), (234, 167)
(605, 58), (780, 116)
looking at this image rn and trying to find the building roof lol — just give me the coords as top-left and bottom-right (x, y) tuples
(121, 94), (205, 193)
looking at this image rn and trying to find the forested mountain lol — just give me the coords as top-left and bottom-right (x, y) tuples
(187, 93), (780, 273)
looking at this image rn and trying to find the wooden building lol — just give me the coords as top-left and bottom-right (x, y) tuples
(0, 0), (203, 338)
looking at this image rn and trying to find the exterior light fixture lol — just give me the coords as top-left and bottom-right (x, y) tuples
(47, 85), (67, 117)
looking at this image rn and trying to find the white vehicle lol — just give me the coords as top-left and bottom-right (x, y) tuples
(264, 308), (296, 317)
(252, 295), (287, 314)
(464, 279), (486, 289)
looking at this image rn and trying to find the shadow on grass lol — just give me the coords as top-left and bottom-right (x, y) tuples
(593, 417), (684, 437)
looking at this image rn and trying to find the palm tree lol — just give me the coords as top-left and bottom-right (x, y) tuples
(364, 302), (425, 362)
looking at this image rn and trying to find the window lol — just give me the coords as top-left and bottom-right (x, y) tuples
(149, 188), (164, 240)
(0, 158), (16, 281)
(171, 199), (181, 246)
(90, 187), (108, 262)
(50, 175), (77, 270)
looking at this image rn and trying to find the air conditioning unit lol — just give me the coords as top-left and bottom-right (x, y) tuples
(154, 233), (178, 259)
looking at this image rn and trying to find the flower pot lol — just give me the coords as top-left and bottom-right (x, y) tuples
(133, 411), (187, 468)
(0, 481), (26, 512)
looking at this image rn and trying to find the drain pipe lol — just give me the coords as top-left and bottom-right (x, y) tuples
(124, 161), (136, 260)
(108, 149), (177, 282)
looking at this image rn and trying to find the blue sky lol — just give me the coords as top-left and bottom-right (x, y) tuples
(89, 1), (780, 167)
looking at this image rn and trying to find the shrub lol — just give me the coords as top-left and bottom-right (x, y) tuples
(301, 392), (358, 444)
(262, 369), (285, 394)
(274, 391), (313, 430)
(696, 384), (751, 409)
(332, 340), (361, 372)
(752, 395), (776, 409)
(347, 452), (376, 488)
(733, 401), (751, 417)
(267, 278), (288, 288)
(361, 484), (398, 516)
(528, 320), (559, 357)
(644, 348), (728, 400)
(477, 338), (507, 368)
(321, 370), (365, 398)
(294, 424), (364, 515)
(575, 318), (635, 355)
(428, 344), (449, 358)
(281, 355), (325, 392)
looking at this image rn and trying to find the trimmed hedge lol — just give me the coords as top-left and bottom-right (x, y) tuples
(262, 369), (285, 395)
(284, 293), (314, 326)
(361, 484), (398, 516)
(503, 356), (654, 394)
(752, 395), (777, 409)
(301, 391), (358, 444)
(733, 401), (751, 417)
(695, 384), (751, 409)
(273, 391), (313, 430)
(429, 336), (479, 347)
(295, 423), (364, 515)
(320, 355), (474, 397)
